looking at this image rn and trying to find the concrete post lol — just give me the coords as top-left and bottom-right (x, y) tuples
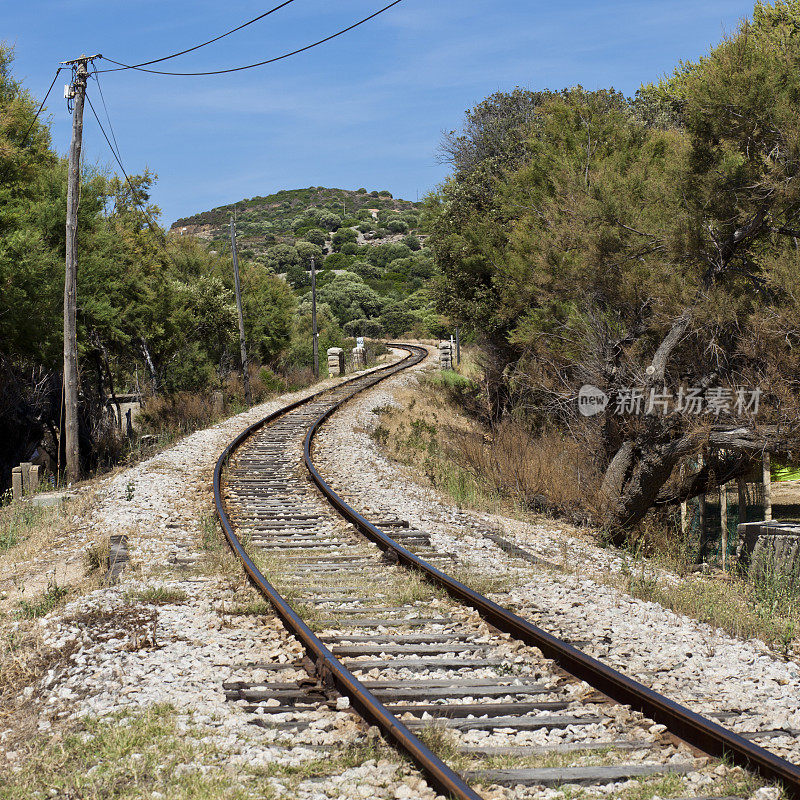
(30, 465), (40, 494)
(11, 468), (22, 501)
(327, 347), (345, 377)
(212, 390), (224, 418)
(439, 340), (453, 371)
(352, 346), (366, 370)
(20, 462), (32, 495)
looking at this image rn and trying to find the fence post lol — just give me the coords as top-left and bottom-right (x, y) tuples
(11, 468), (22, 501)
(720, 482), (728, 571)
(439, 340), (453, 371)
(763, 452), (772, 521)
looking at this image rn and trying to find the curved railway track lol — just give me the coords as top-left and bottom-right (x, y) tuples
(214, 344), (800, 800)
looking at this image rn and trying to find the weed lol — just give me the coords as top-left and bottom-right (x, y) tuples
(0, 502), (56, 553)
(222, 601), (272, 616)
(130, 586), (188, 605)
(84, 540), (109, 573)
(124, 478), (135, 501)
(0, 704), (272, 799)
(17, 581), (69, 619)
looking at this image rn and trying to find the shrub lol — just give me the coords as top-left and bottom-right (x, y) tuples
(323, 252), (354, 270)
(340, 242), (359, 255)
(139, 392), (216, 436)
(344, 318), (383, 338)
(295, 240), (324, 267)
(302, 228), (327, 247)
(331, 226), (358, 250)
(379, 302), (415, 336)
(351, 260), (381, 279)
(386, 219), (409, 234)
(403, 234), (421, 251)
(313, 209), (342, 230)
(285, 263), (311, 289)
(265, 243), (298, 269)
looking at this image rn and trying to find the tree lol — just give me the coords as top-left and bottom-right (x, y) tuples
(331, 226), (358, 250)
(295, 240), (323, 268)
(316, 271), (385, 325)
(265, 243), (298, 271)
(379, 303), (415, 336)
(301, 227), (327, 247)
(430, 10), (800, 540)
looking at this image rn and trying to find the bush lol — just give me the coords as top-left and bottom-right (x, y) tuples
(403, 234), (421, 251)
(140, 392), (216, 436)
(295, 240), (324, 267)
(340, 242), (359, 255)
(265, 243), (298, 269)
(301, 228), (327, 247)
(357, 222), (373, 233)
(386, 219), (408, 234)
(323, 252), (354, 270)
(313, 209), (342, 230)
(344, 318), (384, 338)
(351, 260), (381, 279)
(332, 226), (358, 250)
(285, 263), (311, 289)
(379, 302), (415, 336)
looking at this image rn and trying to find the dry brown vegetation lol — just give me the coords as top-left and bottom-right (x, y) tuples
(370, 368), (597, 522)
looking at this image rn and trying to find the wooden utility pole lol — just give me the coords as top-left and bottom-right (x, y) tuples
(229, 216), (251, 406)
(311, 257), (319, 379)
(62, 56), (97, 483)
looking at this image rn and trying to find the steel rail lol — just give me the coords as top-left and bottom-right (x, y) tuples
(213, 346), (482, 800)
(304, 344), (800, 800)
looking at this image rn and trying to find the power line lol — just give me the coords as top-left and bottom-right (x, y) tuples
(97, 0), (404, 76)
(99, 0), (297, 73)
(91, 68), (122, 164)
(0, 67), (63, 185)
(85, 92), (164, 237)
(19, 67), (63, 145)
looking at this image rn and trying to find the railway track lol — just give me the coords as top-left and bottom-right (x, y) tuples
(214, 344), (800, 800)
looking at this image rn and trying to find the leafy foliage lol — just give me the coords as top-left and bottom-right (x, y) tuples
(428, 3), (800, 536)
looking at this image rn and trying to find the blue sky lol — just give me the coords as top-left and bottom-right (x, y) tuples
(4, 0), (754, 225)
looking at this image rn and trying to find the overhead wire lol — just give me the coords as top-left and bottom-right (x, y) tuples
(91, 67), (122, 164)
(85, 92), (165, 239)
(99, 0), (297, 73)
(18, 67), (63, 145)
(0, 67), (63, 185)
(97, 0), (404, 76)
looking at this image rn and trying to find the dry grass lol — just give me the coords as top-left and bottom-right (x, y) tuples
(370, 372), (597, 522)
(0, 704), (273, 800)
(616, 558), (799, 656)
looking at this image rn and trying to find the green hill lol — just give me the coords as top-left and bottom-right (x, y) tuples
(170, 186), (446, 339)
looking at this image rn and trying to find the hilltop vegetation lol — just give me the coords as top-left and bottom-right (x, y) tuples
(171, 186), (447, 339)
